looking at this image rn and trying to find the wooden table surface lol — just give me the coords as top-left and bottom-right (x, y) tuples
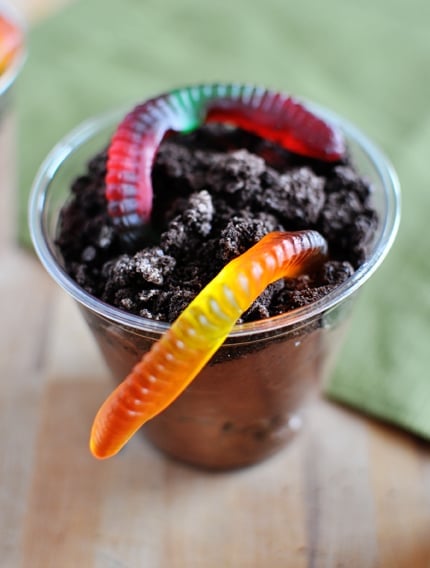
(2, 2), (430, 567)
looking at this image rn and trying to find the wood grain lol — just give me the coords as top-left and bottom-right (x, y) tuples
(1, 1), (430, 566)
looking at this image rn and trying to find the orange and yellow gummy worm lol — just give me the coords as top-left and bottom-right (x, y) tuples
(90, 230), (328, 459)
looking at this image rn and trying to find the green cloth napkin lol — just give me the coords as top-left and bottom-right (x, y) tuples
(17, 0), (430, 438)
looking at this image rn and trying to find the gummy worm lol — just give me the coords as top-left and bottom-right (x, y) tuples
(0, 14), (22, 74)
(90, 229), (328, 459)
(106, 83), (345, 231)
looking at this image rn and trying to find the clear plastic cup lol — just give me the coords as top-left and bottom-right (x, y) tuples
(28, 99), (400, 470)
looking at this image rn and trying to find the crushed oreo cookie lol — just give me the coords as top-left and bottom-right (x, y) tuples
(56, 124), (378, 323)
